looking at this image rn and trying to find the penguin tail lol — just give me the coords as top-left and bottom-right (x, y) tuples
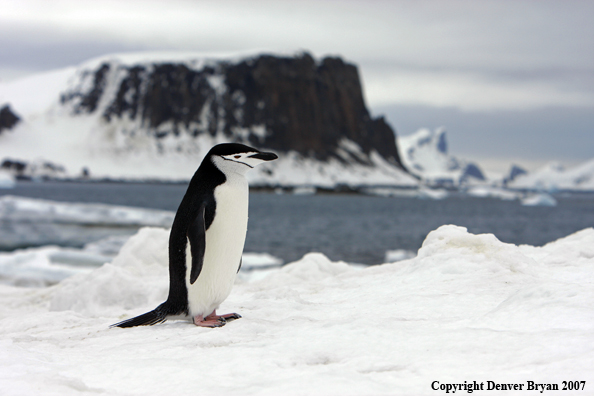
(110, 305), (169, 328)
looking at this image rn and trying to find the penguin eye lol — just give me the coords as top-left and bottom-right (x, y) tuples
(234, 155), (241, 159)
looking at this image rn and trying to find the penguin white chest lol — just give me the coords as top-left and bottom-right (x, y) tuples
(185, 176), (249, 317)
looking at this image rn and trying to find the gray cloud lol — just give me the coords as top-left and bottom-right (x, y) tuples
(374, 104), (594, 169)
(0, 24), (150, 72)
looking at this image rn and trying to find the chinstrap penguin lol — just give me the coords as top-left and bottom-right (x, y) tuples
(111, 143), (277, 328)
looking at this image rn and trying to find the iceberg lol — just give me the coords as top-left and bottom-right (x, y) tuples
(521, 193), (558, 207)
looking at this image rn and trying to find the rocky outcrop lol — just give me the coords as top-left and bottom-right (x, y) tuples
(59, 53), (405, 169)
(1, 158), (67, 180)
(502, 165), (528, 186)
(0, 104), (20, 134)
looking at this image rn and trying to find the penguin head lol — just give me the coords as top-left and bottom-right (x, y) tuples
(209, 143), (278, 175)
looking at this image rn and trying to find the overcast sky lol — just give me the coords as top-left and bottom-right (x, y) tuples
(1, 0), (592, 171)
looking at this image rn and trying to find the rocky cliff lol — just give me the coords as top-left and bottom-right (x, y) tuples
(60, 52), (404, 169)
(0, 105), (20, 134)
(0, 52), (416, 186)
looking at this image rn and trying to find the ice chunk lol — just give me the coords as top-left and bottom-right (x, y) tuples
(0, 171), (15, 189)
(0, 195), (174, 249)
(521, 193), (557, 206)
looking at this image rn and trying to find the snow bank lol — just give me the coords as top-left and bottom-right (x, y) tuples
(1, 225), (593, 395)
(0, 229), (283, 288)
(0, 232), (133, 288)
(384, 249), (416, 262)
(0, 242), (116, 288)
(49, 227), (170, 316)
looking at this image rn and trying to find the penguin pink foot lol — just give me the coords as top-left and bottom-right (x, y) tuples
(206, 310), (242, 322)
(193, 314), (226, 328)
(193, 311), (242, 327)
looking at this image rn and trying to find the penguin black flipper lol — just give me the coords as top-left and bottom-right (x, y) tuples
(110, 303), (169, 328)
(188, 202), (206, 285)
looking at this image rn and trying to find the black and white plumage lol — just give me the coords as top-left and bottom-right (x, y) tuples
(111, 143), (277, 328)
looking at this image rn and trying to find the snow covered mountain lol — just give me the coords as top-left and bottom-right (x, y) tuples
(510, 159), (594, 192)
(0, 52), (416, 188)
(397, 127), (486, 187)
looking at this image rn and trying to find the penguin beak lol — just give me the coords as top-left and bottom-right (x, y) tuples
(248, 152), (278, 161)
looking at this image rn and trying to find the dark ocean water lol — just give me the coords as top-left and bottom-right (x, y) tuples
(2, 181), (594, 264)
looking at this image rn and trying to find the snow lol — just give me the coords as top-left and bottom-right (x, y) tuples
(384, 249), (416, 263)
(397, 126), (594, 193)
(1, 225), (593, 395)
(397, 128), (486, 186)
(75, 51), (277, 74)
(239, 253), (283, 270)
(248, 148), (417, 188)
(0, 67), (75, 116)
(0, 244), (111, 288)
(0, 234), (283, 289)
(511, 159), (594, 192)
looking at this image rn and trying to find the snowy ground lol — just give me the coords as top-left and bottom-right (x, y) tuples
(1, 225), (593, 395)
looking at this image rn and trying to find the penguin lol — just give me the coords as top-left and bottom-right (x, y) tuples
(111, 143), (278, 328)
